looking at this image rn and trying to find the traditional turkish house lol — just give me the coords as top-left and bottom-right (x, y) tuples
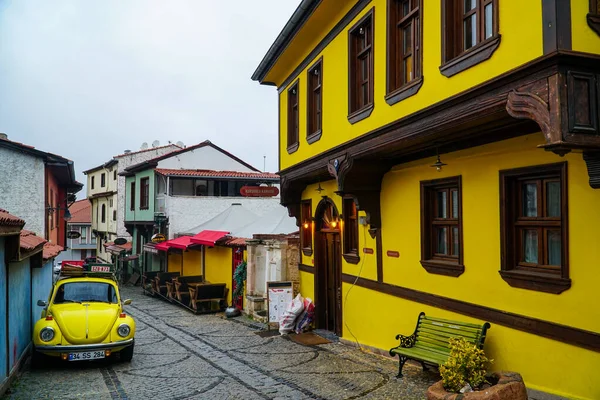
(252, 1), (600, 399)
(120, 140), (281, 277)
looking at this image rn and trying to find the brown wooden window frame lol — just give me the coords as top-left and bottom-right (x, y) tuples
(301, 200), (313, 256)
(348, 8), (375, 124)
(287, 81), (300, 154)
(140, 177), (150, 210)
(440, 0), (500, 77)
(130, 181), (136, 211)
(386, 0), (424, 105)
(588, 0), (600, 35)
(499, 162), (570, 294)
(420, 176), (465, 277)
(306, 57), (323, 144)
(343, 196), (360, 264)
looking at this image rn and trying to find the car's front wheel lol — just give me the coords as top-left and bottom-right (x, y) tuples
(30, 348), (45, 369)
(120, 342), (134, 362)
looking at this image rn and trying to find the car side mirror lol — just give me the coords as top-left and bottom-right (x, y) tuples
(123, 299), (132, 305)
(37, 300), (47, 307)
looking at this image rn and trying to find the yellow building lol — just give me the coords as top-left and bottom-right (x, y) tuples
(252, 1), (600, 399)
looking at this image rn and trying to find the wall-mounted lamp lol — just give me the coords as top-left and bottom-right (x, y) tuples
(303, 221), (310, 230)
(431, 149), (447, 172)
(315, 182), (324, 194)
(331, 220), (338, 229)
(46, 205), (72, 222)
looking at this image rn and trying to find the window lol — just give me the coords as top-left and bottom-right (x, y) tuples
(130, 182), (135, 211)
(343, 196), (359, 264)
(91, 176), (95, 190)
(80, 226), (87, 241)
(307, 58), (323, 144)
(420, 176), (464, 276)
(500, 162), (569, 294)
(109, 198), (113, 207)
(101, 173), (106, 187)
(101, 204), (106, 223)
(348, 9), (374, 123)
(287, 81), (299, 153)
(113, 170), (117, 180)
(113, 210), (117, 221)
(386, 0), (423, 105)
(301, 200), (313, 256)
(140, 177), (150, 210)
(441, 0), (499, 77)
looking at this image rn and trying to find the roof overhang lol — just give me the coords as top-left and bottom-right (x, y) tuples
(251, 0), (321, 85)
(190, 230), (230, 247)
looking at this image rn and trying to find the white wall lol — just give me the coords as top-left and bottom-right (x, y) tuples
(0, 148), (45, 236)
(115, 145), (179, 238)
(157, 145), (256, 172)
(167, 196), (282, 238)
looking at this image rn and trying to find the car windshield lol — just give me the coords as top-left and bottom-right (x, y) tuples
(54, 282), (118, 304)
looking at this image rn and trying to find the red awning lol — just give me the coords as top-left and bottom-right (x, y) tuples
(190, 230), (229, 247)
(155, 236), (196, 252)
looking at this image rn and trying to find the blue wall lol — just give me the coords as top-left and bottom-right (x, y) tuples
(31, 261), (52, 328)
(8, 259), (31, 373)
(0, 237), (7, 382)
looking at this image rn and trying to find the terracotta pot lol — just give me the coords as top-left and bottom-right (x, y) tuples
(426, 372), (528, 400)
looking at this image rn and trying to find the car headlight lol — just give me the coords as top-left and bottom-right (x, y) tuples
(117, 324), (130, 337)
(40, 327), (55, 342)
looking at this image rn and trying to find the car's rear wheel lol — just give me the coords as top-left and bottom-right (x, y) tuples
(120, 342), (134, 362)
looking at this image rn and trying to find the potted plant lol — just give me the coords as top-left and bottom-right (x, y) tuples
(426, 337), (528, 400)
(225, 260), (247, 318)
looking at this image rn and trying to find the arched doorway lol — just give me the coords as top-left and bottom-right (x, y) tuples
(314, 197), (342, 335)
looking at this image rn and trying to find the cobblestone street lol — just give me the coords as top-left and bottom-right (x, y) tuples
(3, 286), (438, 400)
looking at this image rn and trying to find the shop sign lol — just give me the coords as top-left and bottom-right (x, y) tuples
(240, 186), (279, 197)
(66, 231), (81, 239)
(114, 237), (128, 245)
(143, 244), (159, 255)
(151, 233), (167, 243)
(90, 265), (111, 272)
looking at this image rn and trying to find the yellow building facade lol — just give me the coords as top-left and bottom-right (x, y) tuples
(253, 1), (600, 399)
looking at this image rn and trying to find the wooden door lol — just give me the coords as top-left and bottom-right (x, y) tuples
(316, 230), (342, 335)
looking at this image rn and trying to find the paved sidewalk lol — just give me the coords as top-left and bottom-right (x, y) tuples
(3, 286), (439, 400)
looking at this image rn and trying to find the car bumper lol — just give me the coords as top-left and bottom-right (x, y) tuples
(35, 338), (134, 353)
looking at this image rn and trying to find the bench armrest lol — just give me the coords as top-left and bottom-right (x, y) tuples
(395, 333), (416, 348)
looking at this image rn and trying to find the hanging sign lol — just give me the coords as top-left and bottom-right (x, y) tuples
(66, 231), (81, 239)
(114, 237), (128, 245)
(151, 233), (167, 243)
(240, 186), (279, 197)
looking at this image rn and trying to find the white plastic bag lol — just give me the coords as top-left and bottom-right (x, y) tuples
(279, 294), (304, 335)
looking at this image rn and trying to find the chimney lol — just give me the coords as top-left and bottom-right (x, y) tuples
(0, 133), (7, 140)
(123, 149), (131, 154)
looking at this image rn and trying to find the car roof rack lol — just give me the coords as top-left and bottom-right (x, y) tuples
(58, 270), (117, 281)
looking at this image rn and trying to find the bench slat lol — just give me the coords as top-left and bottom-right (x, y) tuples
(419, 321), (482, 336)
(417, 324), (482, 339)
(391, 347), (448, 364)
(413, 338), (451, 354)
(422, 316), (485, 331)
(417, 328), (481, 342)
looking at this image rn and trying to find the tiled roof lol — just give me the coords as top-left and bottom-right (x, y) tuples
(217, 237), (247, 247)
(0, 209), (25, 227)
(103, 241), (132, 251)
(114, 144), (181, 158)
(155, 169), (279, 180)
(43, 242), (64, 260)
(68, 200), (92, 224)
(20, 230), (46, 251)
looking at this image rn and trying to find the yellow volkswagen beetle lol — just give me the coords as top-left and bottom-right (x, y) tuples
(32, 271), (136, 366)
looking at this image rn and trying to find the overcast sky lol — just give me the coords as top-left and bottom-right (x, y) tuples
(0, 1), (298, 198)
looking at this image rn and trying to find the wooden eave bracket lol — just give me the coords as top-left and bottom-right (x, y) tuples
(587, 13), (600, 36)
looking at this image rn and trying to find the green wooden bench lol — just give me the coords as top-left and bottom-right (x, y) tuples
(389, 312), (490, 378)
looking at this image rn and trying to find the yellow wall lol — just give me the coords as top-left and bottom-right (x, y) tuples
(300, 133), (600, 399)
(167, 253), (182, 273)
(275, 0), (544, 170)
(182, 250), (202, 277)
(205, 246), (233, 304)
(572, 0), (600, 54)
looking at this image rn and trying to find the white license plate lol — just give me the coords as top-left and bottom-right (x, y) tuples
(90, 266), (110, 272)
(68, 351), (105, 361)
